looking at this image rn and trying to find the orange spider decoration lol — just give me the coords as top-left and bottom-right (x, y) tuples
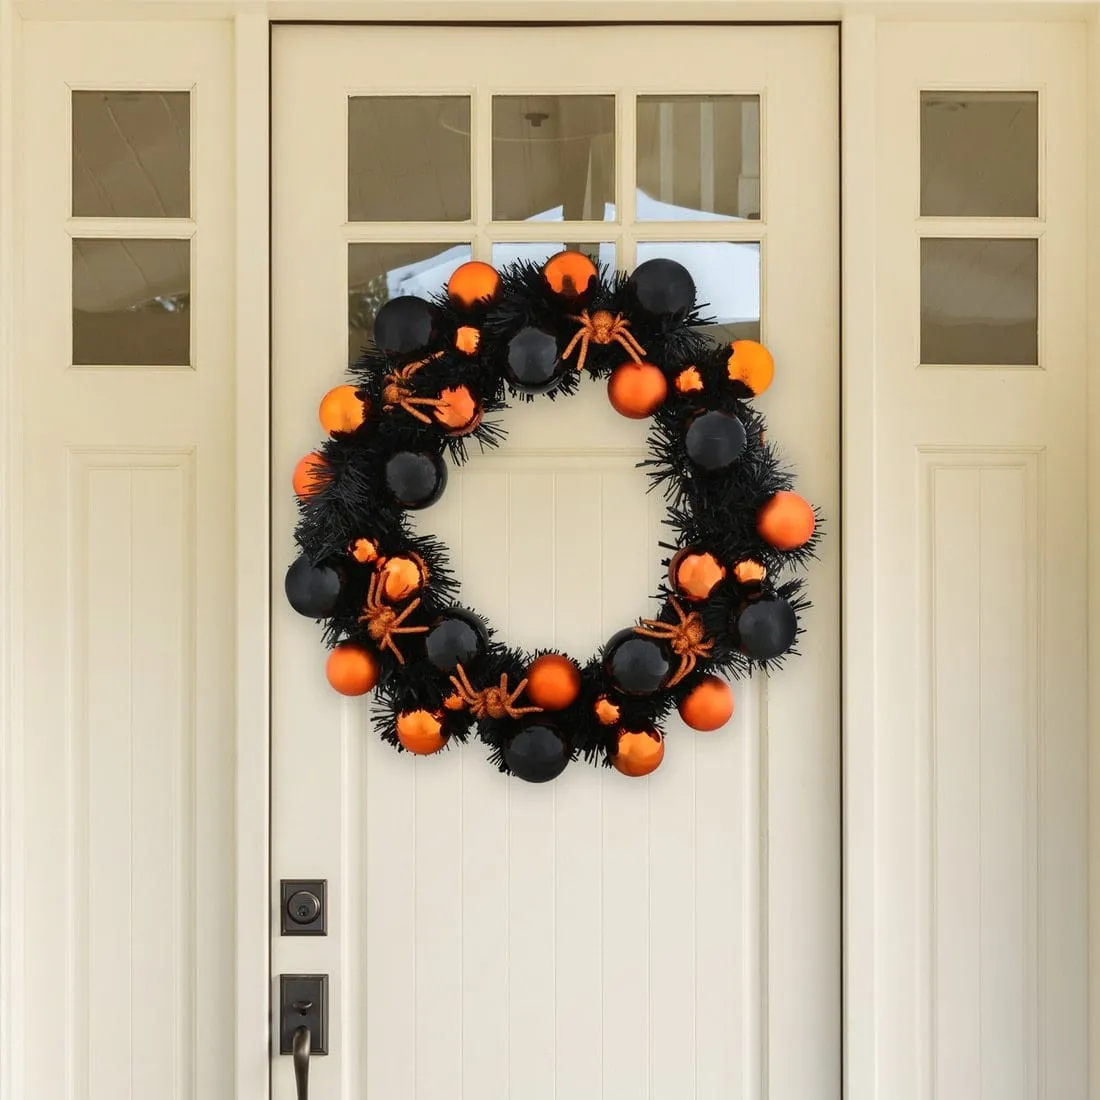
(381, 352), (444, 423)
(448, 664), (543, 721)
(634, 596), (715, 686)
(562, 310), (647, 373)
(357, 570), (428, 664)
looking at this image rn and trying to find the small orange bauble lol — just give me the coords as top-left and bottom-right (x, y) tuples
(727, 339), (775, 395)
(612, 727), (665, 777)
(433, 385), (482, 436)
(669, 549), (726, 601)
(455, 325), (481, 356)
(608, 362), (668, 419)
(349, 537), (380, 564)
(543, 250), (598, 301)
(292, 452), (329, 499)
(594, 695), (621, 726)
(526, 654), (581, 711)
(757, 491), (815, 551)
(678, 675), (734, 731)
(732, 559), (767, 585)
(675, 366), (704, 394)
(325, 643), (379, 696)
(396, 708), (447, 755)
(443, 691), (466, 712)
(318, 385), (367, 436)
(378, 553), (428, 601)
(447, 261), (501, 308)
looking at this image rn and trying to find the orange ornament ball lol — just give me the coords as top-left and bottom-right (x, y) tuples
(325, 643), (379, 696)
(669, 548), (726, 601)
(447, 261), (501, 308)
(612, 727), (665, 777)
(727, 339), (775, 396)
(678, 675), (734, 731)
(433, 385), (482, 436)
(349, 536), (380, 564)
(608, 361), (668, 419)
(396, 708), (448, 755)
(675, 366), (704, 394)
(757, 491), (815, 551)
(455, 325), (481, 356)
(318, 385), (367, 436)
(378, 553), (428, 601)
(543, 250), (598, 301)
(526, 654), (581, 711)
(732, 559), (767, 585)
(594, 695), (621, 726)
(292, 451), (329, 499)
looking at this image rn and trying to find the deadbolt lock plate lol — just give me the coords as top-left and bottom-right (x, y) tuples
(280, 879), (327, 936)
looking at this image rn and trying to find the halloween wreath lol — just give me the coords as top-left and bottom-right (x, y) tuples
(286, 251), (820, 783)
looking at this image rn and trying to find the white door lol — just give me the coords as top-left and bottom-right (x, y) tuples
(271, 24), (838, 1099)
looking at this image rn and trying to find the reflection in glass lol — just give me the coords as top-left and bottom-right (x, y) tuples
(921, 238), (1038, 365)
(921, 91), (1038, 218)
(348, 97), (471, 222)
(72, 238), (190, 366)
(637, 95), (760, 221)
(492, 96), (615, 222)
(491, 241), (616, 277)
(72, 91), (191, 218)
(636, 241), (760, 344)
(348, 242), (472, 363)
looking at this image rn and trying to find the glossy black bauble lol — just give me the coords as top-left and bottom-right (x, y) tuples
(504, 722), (569, 783)
(373, 295), (434, 356)
(603, 627), (671, 696)
(505, 327), (566, 394)
(628, 257), (696, 317)
(385, 451), (448, 509)
(284, 555), (342, 618)
(425, 609), (489, 673)
(684, 410), (747, 471)
(736, 597), (798, 660)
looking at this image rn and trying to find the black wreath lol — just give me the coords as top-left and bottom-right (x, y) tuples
(285, 252), (820, 783)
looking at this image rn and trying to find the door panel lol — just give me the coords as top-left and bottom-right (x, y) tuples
(272, 24), (839, 1099)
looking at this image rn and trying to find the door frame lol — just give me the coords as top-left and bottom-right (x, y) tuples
(1, 6), (1099, 1100)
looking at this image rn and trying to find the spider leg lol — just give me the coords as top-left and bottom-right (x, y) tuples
(614, 331), (647, 363)
(575, 335), (591, 373)
(635, 623), (676, 640)
(384, 634), (407, 665)
(390, 598), (422, 626)
(399, 400), (436, 424)
(562, 328), (585, 362)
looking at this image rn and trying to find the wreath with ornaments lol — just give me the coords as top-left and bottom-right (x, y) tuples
(285, 251), (819, 783)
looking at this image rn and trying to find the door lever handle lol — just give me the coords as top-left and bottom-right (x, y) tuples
(279, 973), (328, 1091)
(291, 1008), (312, 1100)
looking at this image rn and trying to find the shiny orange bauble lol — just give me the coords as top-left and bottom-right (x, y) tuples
(292, 451), (329, 499)
(325, 643), (380, 696)
(757, 491), (815, 551)
(669, 548), (726, 601)
(433, 385), (482, 436)
(675, 366), (704, 393)
(612, 727), (665, 777)
(608, 362), (668, 419)
(396, 708), (448, 755)
(318, 385), (367, 436)
(443, 691), (466, 712)
(525, 654), (581, 711)
(447, 261), (501, 308)
(378, 553), (428, 601)
(732, 559), (767, 585)
(455, 325), (481, 356)
(543, 250), (598, 301)
(678, 675), (734, 731)
(594, 695), (621, 726)
(727, 339), (775, 395)
(349, 536), (380, 564)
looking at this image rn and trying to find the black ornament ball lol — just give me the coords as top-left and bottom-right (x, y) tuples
(504, 722), (569, 783)
(628, 258), (696, 317)
(505, 327), (566, 394)
(425, 609), (489, 672)
(684, 410), (747, 471)
(385, 451), (448, 509)
(603, 627), (671, 695)
(736, 597), (799, 660)
(373, 295), (434, 356)
(284, 555), (342, 617)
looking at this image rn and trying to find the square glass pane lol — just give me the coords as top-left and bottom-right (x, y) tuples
(921, 237), (1038, 365)
(72, 91), (190, 218)
(921, 91), (1038, 217)
(636, 241), (760, 344)
(348, 97), (471, 222)
(492, 96), (615, 222)
(349, 242), (472, 364)
(73, 238), (190, 366)
(637, 95), (760, 221)
(491, 241), (616, 278)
